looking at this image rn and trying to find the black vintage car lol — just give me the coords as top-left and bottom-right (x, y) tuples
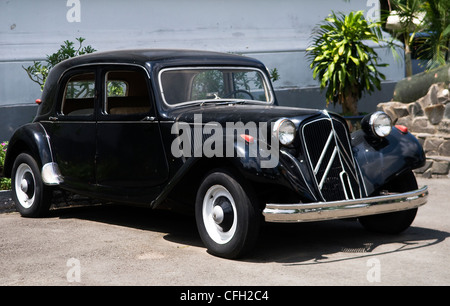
(3, 49), (428, 258)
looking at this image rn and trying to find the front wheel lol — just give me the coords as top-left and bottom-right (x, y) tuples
(11, 153), (52, 217)
(195, 170), (260, 259)
(359, 171), (419, 234)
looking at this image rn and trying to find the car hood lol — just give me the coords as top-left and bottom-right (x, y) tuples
(166, 104), (323, 125)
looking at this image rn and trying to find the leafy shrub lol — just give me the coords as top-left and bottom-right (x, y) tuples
(0, 142), (11, 190)
(23, 37), (96, 90)
(306, 11), (388, 115)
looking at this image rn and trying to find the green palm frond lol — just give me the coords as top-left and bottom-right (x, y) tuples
(306, 10), (387, 113)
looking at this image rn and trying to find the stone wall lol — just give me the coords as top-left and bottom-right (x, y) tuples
(377, 82), (450, 178)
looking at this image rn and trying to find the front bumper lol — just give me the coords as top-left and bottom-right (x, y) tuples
(263, 186), (428, 223)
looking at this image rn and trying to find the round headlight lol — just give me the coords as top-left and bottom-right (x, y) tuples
(273, 118), (296, 145)
(365, 111), (392, 138)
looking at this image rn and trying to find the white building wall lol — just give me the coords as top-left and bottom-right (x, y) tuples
(0, 0), (403, 139)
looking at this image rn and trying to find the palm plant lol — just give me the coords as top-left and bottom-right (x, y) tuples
(307, 11), (387, 115)
(416, 0), (450, 70)
(385, 0), (425, 77)
(386, 0), (449, 74)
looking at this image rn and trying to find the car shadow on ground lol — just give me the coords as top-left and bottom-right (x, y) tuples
(51, 202), (204, 248)
(250, 220), (450, 264)
(49, 202), (449, 263)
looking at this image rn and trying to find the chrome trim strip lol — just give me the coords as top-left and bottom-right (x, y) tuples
(335, 133), (358, 179)
(263, 186), (428, 223)
(324, 110), (361, 199)
(301, 118), (324, 198)
(58, 63), (151, 84)
(314, 131), (334, 175)
(157, 66), (275, 108)
(318, 146), (337, 190)
(37, 122), (55, 163)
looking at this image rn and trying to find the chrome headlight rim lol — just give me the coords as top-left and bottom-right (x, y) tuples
(273, 118), (296, 146)
(366, 111), (392, 138)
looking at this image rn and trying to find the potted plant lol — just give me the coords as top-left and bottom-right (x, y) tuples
(306, 10), (388, 116)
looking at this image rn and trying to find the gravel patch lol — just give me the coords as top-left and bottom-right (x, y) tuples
(0, 190), (15, 213)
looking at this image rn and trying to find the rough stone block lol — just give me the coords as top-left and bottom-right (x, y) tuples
(445, 104), (450, 120)
(419, 83), (439, 108)
(424, 104), (445, 125)
(424, 138), (444, 153)
(411, 117), (435, 133)
(438, 140), (450, 156)
(437, 119), (450, 135)
(393, 105), (409, 118)
(422, 168), (433, 178)
(431, 161), (450, 174)
(408, 101), (423, 117)
(396, 116), (412, 127)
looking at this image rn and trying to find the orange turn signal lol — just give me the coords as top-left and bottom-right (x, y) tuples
(240, 134), (254, 143)
(395, 125), (408, 134)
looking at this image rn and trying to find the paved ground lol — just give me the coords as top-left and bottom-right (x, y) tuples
(0, 177), (448, 287)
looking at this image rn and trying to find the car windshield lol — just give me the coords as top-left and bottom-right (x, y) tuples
(159, 67), (273, 106)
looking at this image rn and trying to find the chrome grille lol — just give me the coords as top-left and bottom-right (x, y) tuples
(301, 116), (362, 202)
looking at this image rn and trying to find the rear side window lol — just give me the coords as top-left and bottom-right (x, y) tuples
(61, 73), (95, 116)
(103, 70), (151, 116)
(107, 80), (128, 97)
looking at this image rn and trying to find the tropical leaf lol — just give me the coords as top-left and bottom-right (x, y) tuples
(306, 10), (388, 114)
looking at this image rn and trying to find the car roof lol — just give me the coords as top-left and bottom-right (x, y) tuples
(51, 49), (266, 72)
(37, 49), (270, 119)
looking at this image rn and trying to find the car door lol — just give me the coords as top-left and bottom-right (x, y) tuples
(46, 68), (98, 191)
(95, 65), (169, 203)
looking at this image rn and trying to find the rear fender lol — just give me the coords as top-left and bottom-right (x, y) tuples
(3, 123), (60, 184)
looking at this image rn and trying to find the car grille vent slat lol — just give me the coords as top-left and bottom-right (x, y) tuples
(302, 117), (362, 202)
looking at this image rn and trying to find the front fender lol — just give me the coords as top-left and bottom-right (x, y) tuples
(352, 126), (426, 196)
(4, 123), (54, 178)
(227, 137), (318, 203)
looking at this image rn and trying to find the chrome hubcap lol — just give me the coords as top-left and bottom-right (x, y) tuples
(15, 163), (36, 209)
(212, 205), (224, 224)
(20, 178), (29, 193)
(203, 185), (237, 244)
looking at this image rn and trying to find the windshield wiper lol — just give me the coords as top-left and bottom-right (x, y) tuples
(199, 100), (217, 106)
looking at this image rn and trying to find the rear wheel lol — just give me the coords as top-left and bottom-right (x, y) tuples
(359, 171), (418, 234)
(195, 169), (260, 259)
(11, 153), (52, 217)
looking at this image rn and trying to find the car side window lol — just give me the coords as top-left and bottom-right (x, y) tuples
(104, 70), (151, 116)
(61, 72), (96, 116)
